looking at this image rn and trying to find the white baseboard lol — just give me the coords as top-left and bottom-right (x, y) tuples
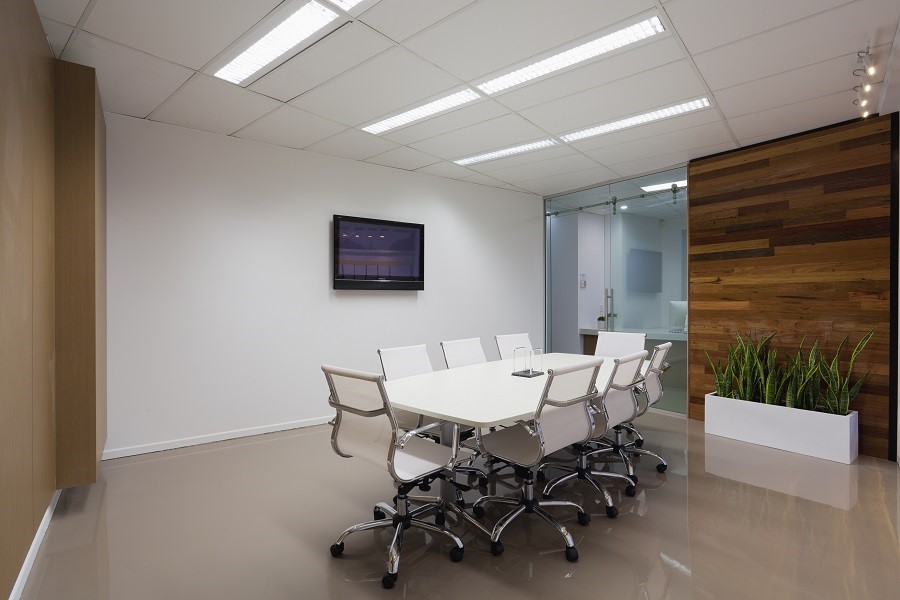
(101, 416), (333, 460)
(8, 489), (61, 600)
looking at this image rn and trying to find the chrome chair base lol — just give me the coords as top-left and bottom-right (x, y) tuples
(471, 470), (589, 562)
(589, 427), (668, 483)
(330, 487), (464, 589)
(538, 451), (635, 514)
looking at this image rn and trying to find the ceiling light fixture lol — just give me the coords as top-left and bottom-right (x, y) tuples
(560, 97), (711, 143)
(215, 1), (339, 85)
(476, 16), (666, 95)
(329, 0), (365, 10)
(641, 180), (687, 193)
(859, 49), (875, 76)
(455, 139), (559, 166)
(362, 89), (481, 134)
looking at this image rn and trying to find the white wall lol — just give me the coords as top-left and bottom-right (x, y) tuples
(549, 213), (579, 353)
(104, 114), (544, 458)
(577, 212), (606, 329)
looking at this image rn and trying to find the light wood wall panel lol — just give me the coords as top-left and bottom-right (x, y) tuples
(55, 60), (107, 489)
(687, 115), (897, 459)
(0, 0), (56, 596)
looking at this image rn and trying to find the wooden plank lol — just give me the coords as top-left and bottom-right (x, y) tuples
(687, 115), (895, 460)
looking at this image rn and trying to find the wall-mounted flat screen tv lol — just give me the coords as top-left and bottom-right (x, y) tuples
(333, 215), (424, 290)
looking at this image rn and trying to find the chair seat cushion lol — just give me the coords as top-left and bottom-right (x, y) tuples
(480, 424), (541, 468)
(392, 436), (455, 482)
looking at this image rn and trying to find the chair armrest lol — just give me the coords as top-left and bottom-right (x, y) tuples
(395, 421), (442, 448)
(514, 420), (538, 437)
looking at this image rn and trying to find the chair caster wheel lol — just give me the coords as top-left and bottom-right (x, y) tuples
(374, 509), (386, 520)
(449, 546), (464, 562)
(625, 485), (636, 497)
(490, 541), (504, 556)
(577, 511), (591, 526)
(381, 573), (397, 589)
(635, 439), (644, 448)
(473, 505), (485, 518)
(329, 543), (344, 557)
(629, 474), (638, 484)
(435, 512), (445, 526)
(565, 546), (579, 562)
(606, 505), (618, 519)
(656, 463), (667, 473)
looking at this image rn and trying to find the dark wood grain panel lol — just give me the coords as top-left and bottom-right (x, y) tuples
(687, 115), (896, 460)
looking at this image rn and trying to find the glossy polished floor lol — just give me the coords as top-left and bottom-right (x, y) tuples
(21, 412), (900, 599)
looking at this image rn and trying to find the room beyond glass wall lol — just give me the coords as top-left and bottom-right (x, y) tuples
(546, 167), (688, 414)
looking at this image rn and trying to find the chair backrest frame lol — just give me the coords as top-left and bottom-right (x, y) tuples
(495, 333), (533, 360)
(594, 331), (647, 358)
(440, 337), (487, 369)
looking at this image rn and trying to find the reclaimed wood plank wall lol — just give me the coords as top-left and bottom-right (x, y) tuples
(687, 115), (897, 460)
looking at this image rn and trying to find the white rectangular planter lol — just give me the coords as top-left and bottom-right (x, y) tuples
(704, 393), (858, 464)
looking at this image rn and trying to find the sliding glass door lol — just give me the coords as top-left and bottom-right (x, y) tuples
(546, 167), (688, 414)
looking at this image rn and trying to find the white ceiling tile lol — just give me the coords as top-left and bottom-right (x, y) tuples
(415, 161), (476, 179)
(512, 166), (621, 196)
(585, 121), (733, 165)
(233, 105), (346, 149)
(382, 100), (509, 145)
(409, 114), (549, 160)
(495, 37), (684, 112)
(607, 141), (737, 177)
(404, 0), (655, 80)
(358, 0), (476, 42)
(519, 60), (706, 134)
(83, 0), (282, 69)
(664, 0), (851, 55)
(471, 145), (577, 173)
(289, 46), (460, 126)
(462, 173), (515, 188)
(727, 90), (862, 141)
(34, 0), (91, 26)
(62, 32), (194, 118)
(303, 128), (399, 160)
(568, 108), (722, 153)
(365, 146), (440, 170)
(249, 22), (395, 102)
(149, 73), (281, 135)
(39, 17), (73, 58)
(714, 48), (888, 119)
(488, 154), (601, 183)
(692, 0), (900, 91)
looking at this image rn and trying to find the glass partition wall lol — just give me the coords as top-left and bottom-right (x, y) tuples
(546, 167), (688, 414)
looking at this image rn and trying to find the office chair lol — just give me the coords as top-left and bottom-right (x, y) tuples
(440, 337), (487, 368)
(471, 358), (602, 562)
(494, 333), (533, 360)
(616, 343), (672, 470)
(594, 331), (646, 357)
(323, 365), (465, 589)
(379, 344), (487, 487)
(539, 351), (647, 515)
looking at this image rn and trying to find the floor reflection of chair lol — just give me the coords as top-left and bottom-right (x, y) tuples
(323, 365), (465, 589)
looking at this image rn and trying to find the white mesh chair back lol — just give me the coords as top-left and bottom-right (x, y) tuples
(323, 365), (396, 473)
(323, 365), (452, 483)
(642, 342), (671, 409)
(495, 333), (533, 360)
(595, 331), (646, 357)
(377, 344), (432, 430)
(599, 350), (647, 429)
(440, 337), (487, 369)
(532, 358), (602, 457)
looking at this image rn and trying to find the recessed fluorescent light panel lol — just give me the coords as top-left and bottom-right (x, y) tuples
(455, 139), (558, 166)
(560, 97), (711, 142)
(477, 17), (665, 95)
(329, 0), (365, 10)
(363, 89), (481, 134)
(641, 180), (687, 192)
(215, 1), (339, 85)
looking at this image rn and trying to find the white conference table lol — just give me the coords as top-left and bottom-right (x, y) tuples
(385, 352), (615, 429)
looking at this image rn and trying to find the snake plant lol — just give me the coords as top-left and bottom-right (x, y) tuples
(819, 331), (874, 415)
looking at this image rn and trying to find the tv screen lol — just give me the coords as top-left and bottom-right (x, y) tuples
(626, 249), (662, 293)
(333, 215), (424, 290)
